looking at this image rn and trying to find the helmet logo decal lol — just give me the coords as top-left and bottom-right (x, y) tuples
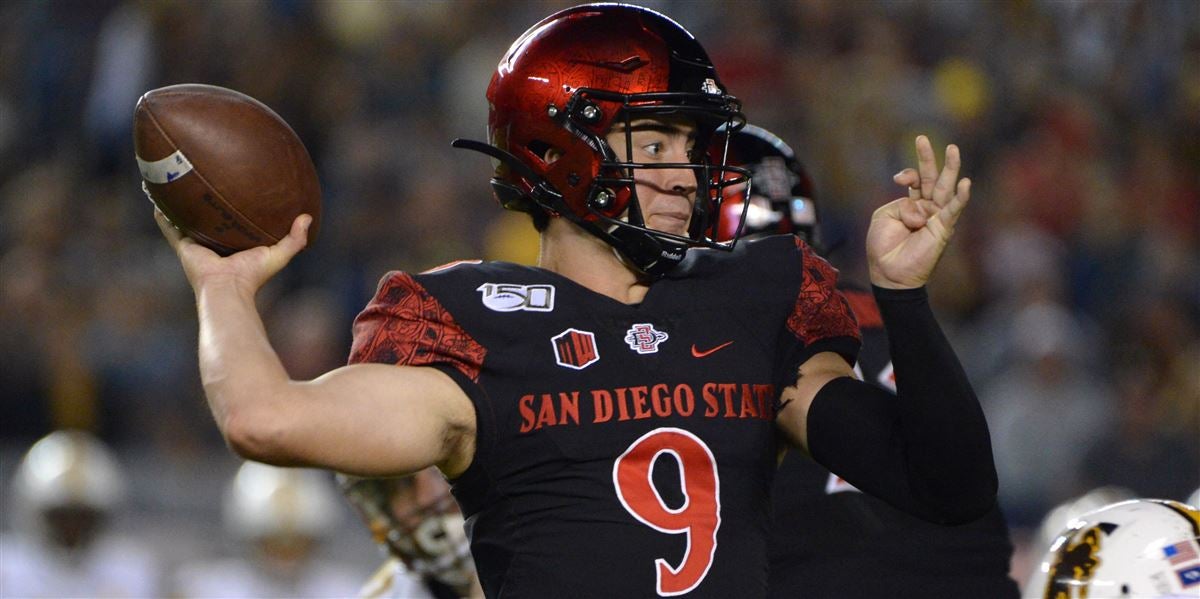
(1179, 565), (1200, 589)
(624, 323), (669, 354)
(1164, 538), (1200, 566)
(1044, 522), (1118, 598)
(701, 78), (721, 95)
(477, 283), (556, 312)
(553, 328), (600, 370)
(752, 157), (794, 201)
(573, 55), (647, 73)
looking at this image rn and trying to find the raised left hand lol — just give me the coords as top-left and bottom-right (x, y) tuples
(866, 135), (972, 289)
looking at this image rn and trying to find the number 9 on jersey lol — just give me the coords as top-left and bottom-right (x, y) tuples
(613, 427), (721, 597)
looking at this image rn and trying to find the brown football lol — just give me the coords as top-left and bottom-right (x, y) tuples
(133, 84), (321, 255)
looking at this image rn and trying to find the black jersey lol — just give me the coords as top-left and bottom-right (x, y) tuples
(349, 235), (860, 598)
(768, 285), (1019, 599)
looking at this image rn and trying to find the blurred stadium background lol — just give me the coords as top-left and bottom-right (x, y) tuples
(1, 0), (1196, 595)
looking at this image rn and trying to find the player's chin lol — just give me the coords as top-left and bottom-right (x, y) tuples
(645, 215), (690, 237)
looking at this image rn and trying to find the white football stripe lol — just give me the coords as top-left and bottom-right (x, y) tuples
(136, 150), (194, 184)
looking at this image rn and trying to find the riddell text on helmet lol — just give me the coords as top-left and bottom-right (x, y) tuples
(518, 382), (777, 434)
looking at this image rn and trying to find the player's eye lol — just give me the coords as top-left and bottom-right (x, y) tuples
(642, 142), (663, 158)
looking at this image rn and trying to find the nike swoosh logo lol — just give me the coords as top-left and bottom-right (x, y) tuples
(691, 341), (733, 358)
(573, 56), (647, 73)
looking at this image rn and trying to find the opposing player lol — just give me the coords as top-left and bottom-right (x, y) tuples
(1024, 499), (1200, 598)
(713, 125), (1019, 598)
(340, 468), (480, 598)
(172, 461), (362, 598)
(0, 430), (161, 597)
(153, 4), (995, 597)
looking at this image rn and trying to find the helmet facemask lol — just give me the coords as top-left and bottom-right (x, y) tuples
(338, 474), (476, 596)
(559, 88), (751, 277)
(455, 2), (754, 279)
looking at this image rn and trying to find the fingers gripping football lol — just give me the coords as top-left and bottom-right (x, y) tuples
(156, 208), (311, 294)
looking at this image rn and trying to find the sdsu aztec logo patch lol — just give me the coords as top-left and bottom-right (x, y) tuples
(625, 323), (668, 354)
(477, 283), (555, 313)
(552, 328), (599, 370)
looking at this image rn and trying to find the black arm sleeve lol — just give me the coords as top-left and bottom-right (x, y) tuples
(806, 286), (998, 525)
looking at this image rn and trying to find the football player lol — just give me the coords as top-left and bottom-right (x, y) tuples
(172, 461), (363, 598)
(0, 430), (161, 597)
(153, 4), (995, 597)
(340, 468), (480, 598)
(1024, 499), (1200, 598)
(712, 125), (1020, 598)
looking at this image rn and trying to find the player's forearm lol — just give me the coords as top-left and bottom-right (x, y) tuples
(874, 285), (996, 520)
(194, 278), (293, 460)
(805, 287), (997, 525)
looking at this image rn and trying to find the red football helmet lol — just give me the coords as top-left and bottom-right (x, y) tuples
(453, 3), (749, 277)
(710, 124), (819, 247)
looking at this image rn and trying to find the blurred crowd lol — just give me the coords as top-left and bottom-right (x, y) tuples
(1, 0), (1197, 595)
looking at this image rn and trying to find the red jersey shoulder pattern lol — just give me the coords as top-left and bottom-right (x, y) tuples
(349, 271), (487, 383)
(786, 239), (860, 348)
(840, 287), (883, 329)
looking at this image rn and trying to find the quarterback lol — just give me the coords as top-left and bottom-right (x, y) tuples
(155, 4), (996, 597)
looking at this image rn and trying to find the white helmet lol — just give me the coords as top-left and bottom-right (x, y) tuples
(1188, 488), (1199, 511)
(12, 429), (127, 513)
(1036, 486), (1137, 550)
(1025, 499), (1200, 598)
(223, 461), (341, 541)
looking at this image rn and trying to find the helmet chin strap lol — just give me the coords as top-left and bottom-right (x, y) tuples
(608, 223), (688, 278)
(452, 137), (690, 279)
(599, 191), (690, 278)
